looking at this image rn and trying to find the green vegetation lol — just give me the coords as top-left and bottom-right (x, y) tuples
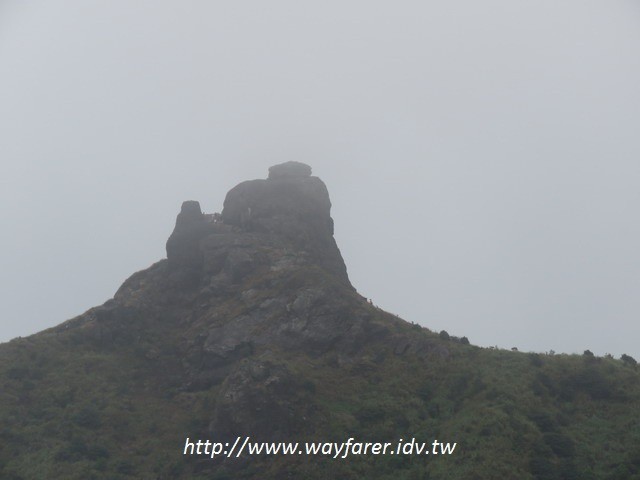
(1, 309), (639, 479)
(0, 250), (638, 479)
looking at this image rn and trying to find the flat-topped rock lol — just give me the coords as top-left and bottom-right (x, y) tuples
(268, 161), (312, 179)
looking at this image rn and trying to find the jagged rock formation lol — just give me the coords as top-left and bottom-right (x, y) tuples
(166, 161), (349, 284)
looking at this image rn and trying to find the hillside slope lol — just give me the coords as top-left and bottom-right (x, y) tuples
(1, 162), (639, 480)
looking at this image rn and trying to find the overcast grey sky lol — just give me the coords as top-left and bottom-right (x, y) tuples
(2, 1), (640, 358)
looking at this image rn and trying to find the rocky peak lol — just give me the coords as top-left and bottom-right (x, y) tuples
(165, 163), (350, 285)
(165, 200), (216, 270)
(8, 160), (456, 480)
(175, 200), (204, 226)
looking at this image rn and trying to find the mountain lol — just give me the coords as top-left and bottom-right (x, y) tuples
(1, 162), (639, 480)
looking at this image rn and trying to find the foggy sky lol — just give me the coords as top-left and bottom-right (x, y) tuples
(2, 1), (640, 358)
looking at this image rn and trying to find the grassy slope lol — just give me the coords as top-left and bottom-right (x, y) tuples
(0, 269), (639, 479)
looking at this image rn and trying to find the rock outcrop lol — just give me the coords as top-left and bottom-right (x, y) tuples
(166, 161), (350, 285)
(165, 200), (208, 269)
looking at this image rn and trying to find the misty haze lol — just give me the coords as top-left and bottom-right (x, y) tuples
(1, 2), (640, 479)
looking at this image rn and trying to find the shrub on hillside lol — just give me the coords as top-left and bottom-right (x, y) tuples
(621, 354), (637, 367)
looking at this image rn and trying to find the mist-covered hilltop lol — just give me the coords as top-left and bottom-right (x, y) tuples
(1, 163), (639, 479)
